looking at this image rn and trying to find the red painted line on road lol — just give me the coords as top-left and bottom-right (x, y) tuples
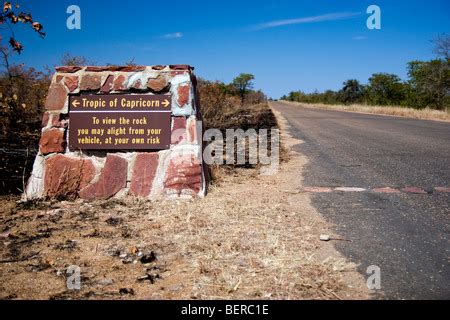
(401, 187), (428, 194)
(302, 187), (333, 193)
(335, 187), (366, 192)
(302, 186), (448, 194)
(373, 187), (401, 194)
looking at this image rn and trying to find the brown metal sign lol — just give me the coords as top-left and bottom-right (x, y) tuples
(68, 94), (172, 150)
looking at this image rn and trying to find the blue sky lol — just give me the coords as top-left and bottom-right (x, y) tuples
(6, 0), (450, 98)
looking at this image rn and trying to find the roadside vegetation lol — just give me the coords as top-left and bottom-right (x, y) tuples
(198, 74), (271, 131)
(281, 35), (450, 112)
(282, 101), (450, 122)
(197, 75), (278, 182)
(0, 2), (49, 194)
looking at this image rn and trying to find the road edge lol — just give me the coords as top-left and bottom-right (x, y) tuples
(269, 101), (373, 300)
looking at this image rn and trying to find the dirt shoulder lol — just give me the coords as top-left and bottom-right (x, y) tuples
(281, 100), (450, 122)
(0, 113), (370, 300)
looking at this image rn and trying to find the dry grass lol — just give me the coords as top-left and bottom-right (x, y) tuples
(282, 101), (450, 122)
(198, 79), (273, 131)
(0, 171), (352, 300)
(0, 152), (367, 300)
(202, 99), (280, 181)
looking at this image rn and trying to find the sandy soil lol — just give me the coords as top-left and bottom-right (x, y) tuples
(0, 111), (370, 300)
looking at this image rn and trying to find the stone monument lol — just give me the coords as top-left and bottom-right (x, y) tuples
(24, 65), (208, 200)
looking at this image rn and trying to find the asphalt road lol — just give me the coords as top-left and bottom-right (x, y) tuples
(270, 101), (450, 299)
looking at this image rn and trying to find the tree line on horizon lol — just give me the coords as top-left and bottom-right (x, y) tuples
(281, 35), (450, 111)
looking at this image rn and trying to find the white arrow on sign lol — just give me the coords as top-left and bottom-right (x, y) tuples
(162, 99), (170, 108)
(71, 99), (80, 108)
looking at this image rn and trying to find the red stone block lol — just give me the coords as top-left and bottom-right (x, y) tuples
(50, 113), (69, 128)
(80, 74), (102, 91)
(170, 71), (187, 76)
(113, 75), (127, 91)
(171, 117), (187, 144)
(100, 75), (114, 93)
(147, 76), (168, 92)
(187, 119), (197, 143)
(39, 128), (66, 155)
(64, 76), (79, 92)
(164, 154), (202, 195)
(55, 66), (83, 73)
(45, 83), (67, 111)
(169, 64), (193, 71)
(79, 154), (128, 200)
(85, 65), (146, 72)
(118, 65), (146, 72)
(42, 112), (50, 127)
(171, 118), (197, 145)
(42, 112), (67, 128)
(131, 79), (143, 90)
(177, 84), (190, 107)
(129, 153), (159, 197)
(44, 155), (96, 198)
(86, 66), (110, 72)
